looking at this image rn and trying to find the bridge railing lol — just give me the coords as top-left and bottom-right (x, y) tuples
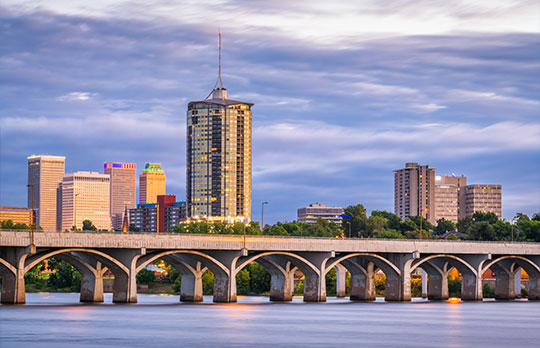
(0, 229), (538, 245)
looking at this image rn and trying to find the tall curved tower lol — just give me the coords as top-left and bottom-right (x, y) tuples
(186, 33), (253, 222)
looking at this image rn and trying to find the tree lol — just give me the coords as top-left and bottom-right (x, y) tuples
(236, 269), (251, 295)
(456, 217), (473, 233)
(342, 204), (368, 237)
(247, 262), (270, 294)
(366, 215), (388, 236)
(269, 225), (289, 236)
(472, 211), (498, 224)
(82, 220), (97, 231)
(434, 218), (456, 236)
(136, 268), (155, 284)
(1, 220), (30, 230)
(518, 220), (540, 242)
(515, 213), (530, 222)
(467, 221), (495, 241)
(408, 216), (434, 232)
(532, 213), (540, 222)
(129, 224), (140, 232)
(371, 211), (401, 231)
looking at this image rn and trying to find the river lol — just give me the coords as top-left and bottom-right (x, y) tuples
(1, 293), (539, 347)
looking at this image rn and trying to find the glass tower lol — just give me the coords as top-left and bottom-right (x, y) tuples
(186, 33), (253, 222)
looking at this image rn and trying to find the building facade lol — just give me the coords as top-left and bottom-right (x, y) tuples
(61, 171), (111, 231)
(0, 206), (35, 226)
(186, 36), (253, 223)
(394, 162), (436, 224)
(129, 196), (186, 233)
(104, 162), (137, 230)
(27, 155), (65, 231)
(433, 175), (467, 223)
(461, 184), (502, 219)
(139, 163), (166, 204)
(297, 203), (344, 225)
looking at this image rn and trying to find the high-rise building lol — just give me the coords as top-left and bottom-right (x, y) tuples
(27, 155), (65, 231)
(139, 163), (166, 204)
(433, 175), (467, 223)
(394, 162), (436, 224)
(297, 203), (344, 225)
(186, 33), (253, 223)
(461, 184), (502, 219)
(104, 162), (136, 230)
(61, 171), (111, 231)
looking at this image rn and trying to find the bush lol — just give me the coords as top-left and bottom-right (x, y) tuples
(521, 288), (529, 298)
(136, 269), (155, 285)
(202, 270), (214, 295)
(448, 277), (461, 297)
(482, 283), (495, 298)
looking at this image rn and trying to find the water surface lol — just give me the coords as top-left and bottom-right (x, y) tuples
(1, 293), (539, 348)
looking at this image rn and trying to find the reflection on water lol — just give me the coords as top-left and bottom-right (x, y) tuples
(1, 293), (539, 348)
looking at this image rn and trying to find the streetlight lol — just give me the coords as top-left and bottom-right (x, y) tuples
(338, 215), (352, 238)
(511, 216), (518, 242)
(74, 193), (81, 232)
(261, 202), (268, 233)
(346, 222), (351, 238)
(419, 208), (428, 239)
(27, 184), (36, 252)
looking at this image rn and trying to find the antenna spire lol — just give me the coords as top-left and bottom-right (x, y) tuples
(206, 30), (227, 100)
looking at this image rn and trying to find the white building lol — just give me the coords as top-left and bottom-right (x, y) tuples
(297, 203), (344, 225)
(61, 171), (111, 231)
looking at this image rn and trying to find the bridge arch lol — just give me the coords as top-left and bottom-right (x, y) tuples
(235, 251), (318, 276)
(411, 254), (477, 276)
(135, 250), (228, 275)
(482, 256), (540, 276)
(24, 248), (128, 275)
(0, 256), (17, 276)
(325, 253), (401, 277)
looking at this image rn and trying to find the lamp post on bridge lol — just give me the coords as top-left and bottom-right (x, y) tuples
(27, 184), (36, 252)
(338, 215), (352, 238)
(261, 201), (268, 234)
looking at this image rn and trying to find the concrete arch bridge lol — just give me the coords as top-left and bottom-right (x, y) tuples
(1, 231), (539, 304)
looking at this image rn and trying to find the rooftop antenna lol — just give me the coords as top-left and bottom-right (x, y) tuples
(205, 30), (225, 99)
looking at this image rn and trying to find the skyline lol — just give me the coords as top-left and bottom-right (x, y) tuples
(1, 1), (539, 224)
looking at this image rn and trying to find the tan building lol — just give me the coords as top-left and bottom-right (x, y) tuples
(297, 204), (344, 225)
(186, 34), (253, 222)
(27, 155), (65, 231)
(433, 175), (467, 223)
(61, 171), (111, 231)
(104, 162), (136, 230)
(394, 162), (436, 224)
(0, 206), (35, 226)
(139, 163), (166, 204)
(461, 184), (502, 219)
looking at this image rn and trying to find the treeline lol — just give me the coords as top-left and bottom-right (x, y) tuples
(24, 258), (82, 292)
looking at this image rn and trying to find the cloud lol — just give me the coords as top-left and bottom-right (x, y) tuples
(57, 92), (98, 101)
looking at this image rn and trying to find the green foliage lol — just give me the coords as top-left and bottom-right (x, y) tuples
(448, 276), (461, 297)
(342, 204), (368, 237)
(373, 229), (404, 239)
(202, 270), (214, 295)
(472, 211), (498, 224)
(247, 262), (270, 294)
(521, 288), (529, 298)
(81, 219), (97, 231)
(482, 283), (495, 298)
(294, 279), (304, 296)
(517, 220), (540, 242)
(411, 278), (422, 297)
(1, 220), (31, 230)
(236, 269), (251, 295)
(129, 224), (140, 232)
(325, 268), (337, 296)
(136, 268), (155, 285)
(47, 259), (82, 291)
(371, 211), (401, 230)
(456, 217), (473, 233)
(434, 218), (456, 235)
(407, 216), (434, 232)
(446, 233), (459, 241)
(375, 274), (386, 296)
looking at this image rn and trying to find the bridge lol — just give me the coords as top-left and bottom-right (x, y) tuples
(1, 231), (539, 304)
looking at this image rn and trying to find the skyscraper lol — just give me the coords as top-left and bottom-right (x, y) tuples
(461, 184), (502, 219)
(393, 162), (436, 224)
(139, 163), (166, 204)
(433, 175), (467, 223)
(27, 155), (65, 231)
(104, 162), (136, 230)
(186, 33), (253, 222)
(61, 171), (111, 231)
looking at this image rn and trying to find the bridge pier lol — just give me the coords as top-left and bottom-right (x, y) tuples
(491, 263), (515, 300)
(298, 252), (334, 302)
(421, 261), (448, 301)
(0, 247), (29, 304)
(162, 255), (205, 302)
(107, 248), (146, 303)
(335, 264), (347, 298)
(254, 257), (294, 301)
(385, 252), (417, 301)
(341, 258), (375, 301)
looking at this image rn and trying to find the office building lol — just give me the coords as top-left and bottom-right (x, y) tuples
(186, 33), (253, 222)
(433, 175), (467, 223)
(139, 163), (166, 204)
(393, 162), (436, 224)
(0, 206), (35, 226)
(104, 162), (136, 230)
(61, 171), (111, 231)
(129, 195), (186, 233)
(27, 155), (65, 231)
(461, 184), (502, 219)
(297, 203), (344, 225)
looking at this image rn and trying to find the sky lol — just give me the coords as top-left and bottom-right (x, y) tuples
(1, 0), (539, 224)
